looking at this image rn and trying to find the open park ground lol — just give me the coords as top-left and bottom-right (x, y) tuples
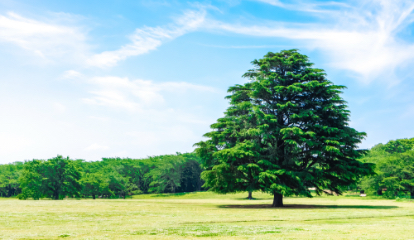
(1, 192), (414, 239)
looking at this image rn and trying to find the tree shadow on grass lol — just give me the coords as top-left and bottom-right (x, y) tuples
(234, 198), (270, 200)
(219, 204), (398, 209)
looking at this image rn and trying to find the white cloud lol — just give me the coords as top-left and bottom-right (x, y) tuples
(87, 9), (206, 68)
(85, 143), (109, 151)
(199, 44), (284, 49)
(62, 70), (84, 79)
(256, 0), (350, 14)
(0, 12), (88, 62)
(83, 76), (217, 111)
(0, 9), (206, 68)
(4, 1), (414, 82)
(209, 0), (414, 84)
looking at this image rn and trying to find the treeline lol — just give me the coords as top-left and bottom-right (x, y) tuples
(3, 138), (414, 200)
(360, 138), (414, 198)
(0, 153), (203, 200)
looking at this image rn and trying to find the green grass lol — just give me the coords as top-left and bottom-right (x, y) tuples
(1, 192), (414, 239)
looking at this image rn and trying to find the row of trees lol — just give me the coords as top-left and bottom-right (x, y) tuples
(2, 137), (412, 200)
(360, 138), (414, 198)
(0, 153), (203, 200)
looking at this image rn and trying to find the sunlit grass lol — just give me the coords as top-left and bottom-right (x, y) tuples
(1, 192), (414, 239)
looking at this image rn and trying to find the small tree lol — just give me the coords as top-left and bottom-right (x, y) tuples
(147, 155), (184, 193)
(107, 170), (134, 199)
(81, 172), (109, 199)
(195, 49), (374, 207)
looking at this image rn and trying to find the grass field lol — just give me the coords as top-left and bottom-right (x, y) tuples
(1, 192), (414, 239)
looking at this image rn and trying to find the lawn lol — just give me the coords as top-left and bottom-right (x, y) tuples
(1, 192), (414, 239)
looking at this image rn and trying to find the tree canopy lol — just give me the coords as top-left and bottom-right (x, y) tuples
(195, 49), (374, 207)
(19, 156), (82, 200)
(360, 138), (414, 198)
(0, 162), (23, 197)
(383, 138), (414, 154)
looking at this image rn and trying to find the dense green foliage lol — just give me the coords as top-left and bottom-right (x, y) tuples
(0, 153), (203, 199)
(361, 138), (414, 198)
(382, 138), (414, 154)
(19, 156), (82, 200)
(195, 49), (374, 207)
(0, 162), (23, 197)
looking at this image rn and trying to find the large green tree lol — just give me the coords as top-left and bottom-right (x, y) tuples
(195, 49), (374, 207)
(19, 156), (82, 200)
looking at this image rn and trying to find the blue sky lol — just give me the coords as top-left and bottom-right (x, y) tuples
(1, 0), (414, 163)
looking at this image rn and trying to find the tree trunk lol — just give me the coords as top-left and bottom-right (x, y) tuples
(248, 191), (253, 200)
(411, 191), (414, 199)
(92, 194), (96, 200)
(272, 193), (283, 207)
(54, 191), (59, 200)
(377, 189), (383, 196)
(6, 185), (11, 197)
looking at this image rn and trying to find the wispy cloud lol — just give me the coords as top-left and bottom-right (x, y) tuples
(83, 76), (217, 111)
(256, 0), (350, 14)
(0, 12), (88, 62)
(0, 8), (206, 68)
(87, 9), (206, 68)
(210, 0), (414, 84)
